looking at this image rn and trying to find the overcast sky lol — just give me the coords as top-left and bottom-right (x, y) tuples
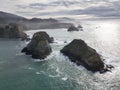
(0, 0), (120, 19)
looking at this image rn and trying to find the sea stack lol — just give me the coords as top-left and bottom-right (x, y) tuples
(61, 39), (112, 73)
(68, 25), (79, 31)
(21, 31), (52, 59)
(0, 23), (27, 40)
(77, 24), (83, 31)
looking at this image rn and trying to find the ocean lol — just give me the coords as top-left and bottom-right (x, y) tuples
(0, 19), (120, 90)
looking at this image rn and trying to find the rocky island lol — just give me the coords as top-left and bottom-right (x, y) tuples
(68, 25), (79, 31)
(0, 23), (27, 40)
(61, 39), (113, 73)
(22, 32), (53, 59)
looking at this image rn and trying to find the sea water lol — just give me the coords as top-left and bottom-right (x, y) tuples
(0, 19), (120, 90)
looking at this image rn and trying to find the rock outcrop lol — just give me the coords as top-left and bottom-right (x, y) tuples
(61, 39), (113, 73)
(0, 23), (27, 40)
(68, 25), (79, 31)
(21, 31), (52, 59)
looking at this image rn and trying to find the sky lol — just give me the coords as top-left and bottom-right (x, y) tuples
(0, 0), (120, 19)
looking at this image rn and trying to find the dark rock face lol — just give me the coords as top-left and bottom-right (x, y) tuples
(68, 25), (79, 31)
(0, 23), (27, 40)
(21, 32), (52, 59)
(31, 31), (53, 43)
(61, 39), (109, 72)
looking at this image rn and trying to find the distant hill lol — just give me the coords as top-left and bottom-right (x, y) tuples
(29, 18), (58, 22)
(0, 11), (72, 30)
(0, 11), (27, 23)
(56, 17), (75, 22)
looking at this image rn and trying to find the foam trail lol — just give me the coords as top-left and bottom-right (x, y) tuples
(61, 75), (68, 81)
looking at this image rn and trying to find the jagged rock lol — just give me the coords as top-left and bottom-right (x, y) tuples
(77, 25), (83, 31)
(68, 25), (79, 31)
(50, 37), (54, 43)
(77, 25), (82, 28)
(64, 41), (67, 43)
(0, 23), (27, 40)
(61, 39), (112, 72)
(21, 32), (52, 59)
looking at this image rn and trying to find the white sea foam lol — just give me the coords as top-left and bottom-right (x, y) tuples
(32, 49), (60, 62)
(49, 74), (60, 78)
(28, 67), (33, 70)
(16, 53), (24, 56)
(61, 75), (68, 81)
(61, 77), (68, 81)
(52, 39), (65, 45)
(36, 72), (41, 75)
(33, 59), (45, 62)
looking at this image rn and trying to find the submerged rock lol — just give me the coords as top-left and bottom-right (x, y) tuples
(0, 23), (27, 40)
(67, 25), (79, 31)
(21, 31), (52, 59)
(61, 39), (113, 72)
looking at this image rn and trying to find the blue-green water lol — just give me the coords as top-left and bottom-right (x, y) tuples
(0, 20), (120, 90)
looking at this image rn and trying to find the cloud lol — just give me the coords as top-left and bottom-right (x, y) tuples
(0, 0), (120, 18)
